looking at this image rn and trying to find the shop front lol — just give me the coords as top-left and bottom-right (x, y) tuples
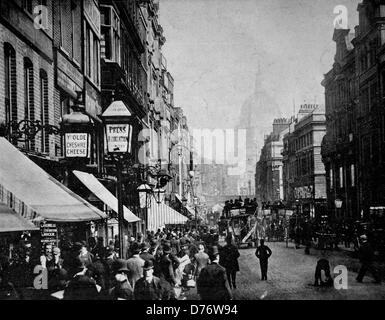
(72, 170), (141, 248)
(0, 137), (107, 254)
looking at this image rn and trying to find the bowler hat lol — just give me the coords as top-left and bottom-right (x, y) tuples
(360, 234), (368, 241)
(163, 244), (171, 253)
(114, 259), (130, 274)
(143, 260), (154, 270)
(208, 246), (219, 258)
(140, 242), (150, 250)
(130, 242), (141, 254)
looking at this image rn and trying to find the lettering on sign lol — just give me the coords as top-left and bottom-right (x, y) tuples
(40, 222), (58, 248)
(65, 133), (89, 158)
(106, 124), (132, 153)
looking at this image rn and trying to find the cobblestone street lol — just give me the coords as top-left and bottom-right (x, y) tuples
(183, 242), (385, 300)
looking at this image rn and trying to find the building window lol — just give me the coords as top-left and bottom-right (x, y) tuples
(100, 5), (120, 64)
(85, 23), (100, 86)
(40, 71), (49, 153)
(4, 44), (17, 132)
(350, 164), (355, 187)
(24, 58), (34, 150)
(329, 168), (333, 189)
(339, 166), (343, 188)
(371, 133), (379, 164)
(360, 87), (369, 116)
(22, 0), (33, 14)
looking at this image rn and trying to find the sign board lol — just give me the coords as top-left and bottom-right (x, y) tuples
(65, 133), (89, 158)
(106, 124), (132, 153)
(285, 210), (294, 216)
(40, 222), (58, 247)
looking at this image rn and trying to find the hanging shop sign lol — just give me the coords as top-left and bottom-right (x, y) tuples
(105, 124), (132, 153)
(65, 133), (90, 158)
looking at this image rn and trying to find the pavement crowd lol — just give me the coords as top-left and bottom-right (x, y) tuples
(0, 226), (383, 300)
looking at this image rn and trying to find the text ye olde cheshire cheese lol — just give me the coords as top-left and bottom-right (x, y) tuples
(65, 133), (88, 156)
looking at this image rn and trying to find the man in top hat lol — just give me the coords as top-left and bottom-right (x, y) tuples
(126, 242), (145, 289)
(107, 259), (133, 300)
(134, 260), (175, 300)
(197, 246), (232, 300)
(356, 235), (381, 284)
(159, 243), (178, 287)
(139, 242), (155, 264)
(63, 257), (99, 300)
(255, 239), (272, 281)
(220, 236), (240, 289)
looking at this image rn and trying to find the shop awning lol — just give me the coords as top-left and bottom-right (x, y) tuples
(185, 205), (195, 217)
(147, 197), (189, 232)
(73, 170), (140, 223)
(0, 138), (106, 223)
(0, 203), (39, 233)
(175, 194), (182, 202)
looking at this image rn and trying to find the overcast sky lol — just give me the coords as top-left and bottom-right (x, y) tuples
(159, 0), (360, 130)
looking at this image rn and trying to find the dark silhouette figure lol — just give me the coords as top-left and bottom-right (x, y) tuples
(255, 239), (272, 280)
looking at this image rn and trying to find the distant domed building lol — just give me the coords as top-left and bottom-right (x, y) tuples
(236, 69), (282, 196)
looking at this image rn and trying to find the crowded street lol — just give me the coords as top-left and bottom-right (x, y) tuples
(183, 241), (385, 300)
(2, 0), (385, 304)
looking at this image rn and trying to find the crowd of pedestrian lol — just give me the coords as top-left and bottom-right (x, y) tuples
(0, 226), (244, 300)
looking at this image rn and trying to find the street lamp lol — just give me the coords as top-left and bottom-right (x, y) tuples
(101, 99), (134, 259)
(138, 184), (152, 209)
(61, 93), (93, 159)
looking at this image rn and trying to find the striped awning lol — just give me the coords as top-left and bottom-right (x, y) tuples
(0, 203), (39, 233)
(0, 138), (106, 223)
(147, 197), (189, 232)
(73, 171), (140, 223)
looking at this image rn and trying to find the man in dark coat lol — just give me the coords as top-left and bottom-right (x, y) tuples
(107, 259), (134, 300)
(139, 243), (155, 264)
(159, 244), (178, 286)
(219, 236), (240, 289)
(314, 258), (333, 287)
(356, 235), (381, 283)
(255, 239), (272, 280)
(197, 246), (232, 300)
(134, 260), (176, 300)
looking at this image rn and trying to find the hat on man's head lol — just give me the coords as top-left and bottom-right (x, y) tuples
(73, 242), (84, 251)
(130, 242), (141, 254)
(360, 234), (368, 241)
(140, 242), (150, 250)
(208, 246), (219, 259)
(163, 244), (171, 253)
(113, 259), (130, 274)
(143, 260), (154, 270)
